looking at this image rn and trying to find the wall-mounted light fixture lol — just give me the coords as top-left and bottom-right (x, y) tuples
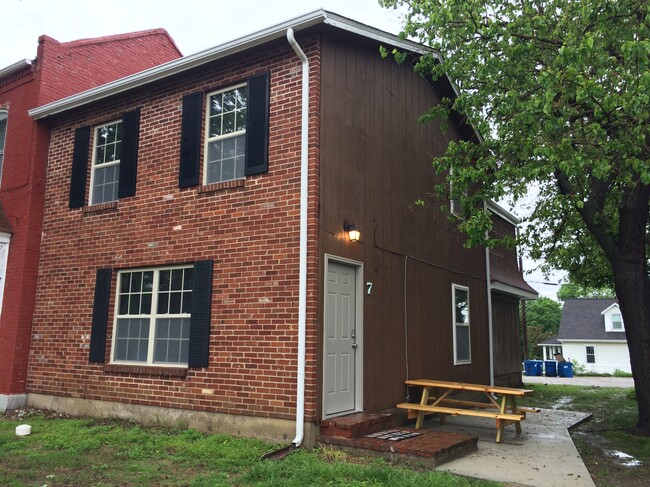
(344, 220), (360, 242)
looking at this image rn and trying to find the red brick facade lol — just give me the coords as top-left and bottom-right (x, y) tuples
(0, 30), (181, 403)
(29, 37), (322, 422)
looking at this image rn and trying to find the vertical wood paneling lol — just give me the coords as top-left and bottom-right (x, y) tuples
(492, 294), (523, 387)
(319, 34), (490, 413)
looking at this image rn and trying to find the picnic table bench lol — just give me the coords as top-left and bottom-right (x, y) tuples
(396, 379), (538, 443)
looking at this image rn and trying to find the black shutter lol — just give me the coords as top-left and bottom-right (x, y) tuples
(69, 125), (90, 208)
(179, 92), (203, 188)
(118, 108), (140, 198)
(188, 260), (213, 368)
(89, 268), (112, 363)
(245, 72), (270, 176)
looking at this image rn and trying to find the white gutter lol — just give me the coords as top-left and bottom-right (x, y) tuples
(287, 27), (309, 448)
(485, 250), (495, 386)
(29, 9), (427, 120)
(0, 59), (32, 80)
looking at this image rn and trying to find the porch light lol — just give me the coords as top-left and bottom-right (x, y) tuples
(344, 220), (360, 242)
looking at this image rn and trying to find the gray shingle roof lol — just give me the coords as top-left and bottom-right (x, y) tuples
(557, 299), (626, 341)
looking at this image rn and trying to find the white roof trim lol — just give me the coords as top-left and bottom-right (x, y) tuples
(488, 200), (520, 225)
(0, 59), (32, 80)
(491, 281), (538, 300)
(558, 338), (627, 343)
(29, 10), (430, 120)
(600, 303), (620, 315)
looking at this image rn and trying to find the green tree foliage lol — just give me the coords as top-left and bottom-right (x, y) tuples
(382, 0), (650, 432)
(526, 297), (563, 334)
(557, 282), (616, 300)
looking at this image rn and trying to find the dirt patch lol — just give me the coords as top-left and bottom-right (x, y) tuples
(1, 407), (71, 421)
(572, 428), (648, 486)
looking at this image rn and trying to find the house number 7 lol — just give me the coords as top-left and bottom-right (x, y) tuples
(366, 282), (373, 295)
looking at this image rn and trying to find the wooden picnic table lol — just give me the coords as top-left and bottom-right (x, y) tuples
(396, 379), (537, 443)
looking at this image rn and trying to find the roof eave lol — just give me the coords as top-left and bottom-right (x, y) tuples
(0, 59), (32, 80)
(491, 281), (538, 300)
(29, 9), (430, 120)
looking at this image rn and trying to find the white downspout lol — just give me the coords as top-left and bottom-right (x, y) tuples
(287, 27), (309, 448)
(485, 203), (495, 386)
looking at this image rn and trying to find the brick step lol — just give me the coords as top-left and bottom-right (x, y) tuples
(319, 411), (398, 439)
(319, 427), (478, 468)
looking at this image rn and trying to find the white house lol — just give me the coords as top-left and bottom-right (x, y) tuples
(550, 299), (631, 374)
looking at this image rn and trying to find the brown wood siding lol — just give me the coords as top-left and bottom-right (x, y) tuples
(318, 34), (490, 414)
(492, 293), (523, 387)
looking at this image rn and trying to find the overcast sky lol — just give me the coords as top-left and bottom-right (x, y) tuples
(2, 0), (562, 298)
(1, 0), (403, 68)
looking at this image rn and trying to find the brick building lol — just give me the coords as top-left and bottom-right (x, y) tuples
(27, 11), (534, 446)
(0, 30), (181, 412)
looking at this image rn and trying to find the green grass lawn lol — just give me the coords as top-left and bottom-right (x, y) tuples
(519, 383), (650, 486)
(0, 411), (496, 487)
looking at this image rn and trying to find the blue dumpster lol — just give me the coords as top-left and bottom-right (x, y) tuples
(533, 360), (544, 376)
(524, 360), (543, 376)
(558, 362), (574, 378)
(544, 360), (558, 377)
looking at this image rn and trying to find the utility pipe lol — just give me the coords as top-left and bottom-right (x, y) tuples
(484, 202), (495, 386)
(287, 27), (309, 448)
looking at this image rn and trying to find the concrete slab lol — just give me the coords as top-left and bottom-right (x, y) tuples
(431, 408), (595, 487)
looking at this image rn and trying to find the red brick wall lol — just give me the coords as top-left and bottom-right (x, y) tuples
(0, 31), (181, 397)
(37, 30), (181, 105)
(29, 36), (322, 422)
(0, 67), (46, 396)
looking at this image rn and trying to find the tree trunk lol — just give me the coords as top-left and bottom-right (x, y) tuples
(610, 183), (650, 433)
(614, 262), (650, 433)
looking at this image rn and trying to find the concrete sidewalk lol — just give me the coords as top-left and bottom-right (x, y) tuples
(431, 408), (595, 487)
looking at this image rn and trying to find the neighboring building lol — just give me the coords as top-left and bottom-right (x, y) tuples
(0, 30), (182, 412)
(488, 204), (538, 387)
(553, 299), (631, 374)
(26, 11), (531, 445)
(538, 335), (562, 361)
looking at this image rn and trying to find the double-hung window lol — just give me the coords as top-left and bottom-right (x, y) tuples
(112, 266), (194, 366)
(0, 111), (7, 184)
(586, 346), (596, 364)
(452, 284), (471, 364)
(612, 313), (623, 330)
(205, 84), (247, 184)
(90, 120), (122, 205)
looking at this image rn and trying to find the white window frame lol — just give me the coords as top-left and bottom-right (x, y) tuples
(203, 82), (248, 185)
(611, 313), (623, 331)
(0, 110), (8, 185)
(89, 119), (122, 205)
(602, 304), (625, 332)
(586, 346), (596, 364)
(0, 233), (10, 317)
(452, 284), (471, 365)
(110, 265), (193, 367)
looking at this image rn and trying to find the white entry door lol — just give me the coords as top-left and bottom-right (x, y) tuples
(323, 260), (360, 417)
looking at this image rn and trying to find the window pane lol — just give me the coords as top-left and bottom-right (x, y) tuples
(153, 318), (189, 364)
(210, 94), (222, 115)
(455, 289), (469, 324)
(184, 268), (194, 290)
(222, 112), (235, 134)
(223, 91), (236, 111)
(182, 292), (192, 314)
(120, 273), (131, 293)
(159, 270), (170, 291)
(169, 292), (181, 314)
(142, 271), (154, 292)
(141, 293), (152, 314)
(209, 117), (221, 138)
(129, 294), (141, 314)
(171, 269), (183, 290)
(456, 325), (470, 362)
(119, 295), (129, 315)
(131, 272), (142, 292)
(157, 293), (169, 314)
